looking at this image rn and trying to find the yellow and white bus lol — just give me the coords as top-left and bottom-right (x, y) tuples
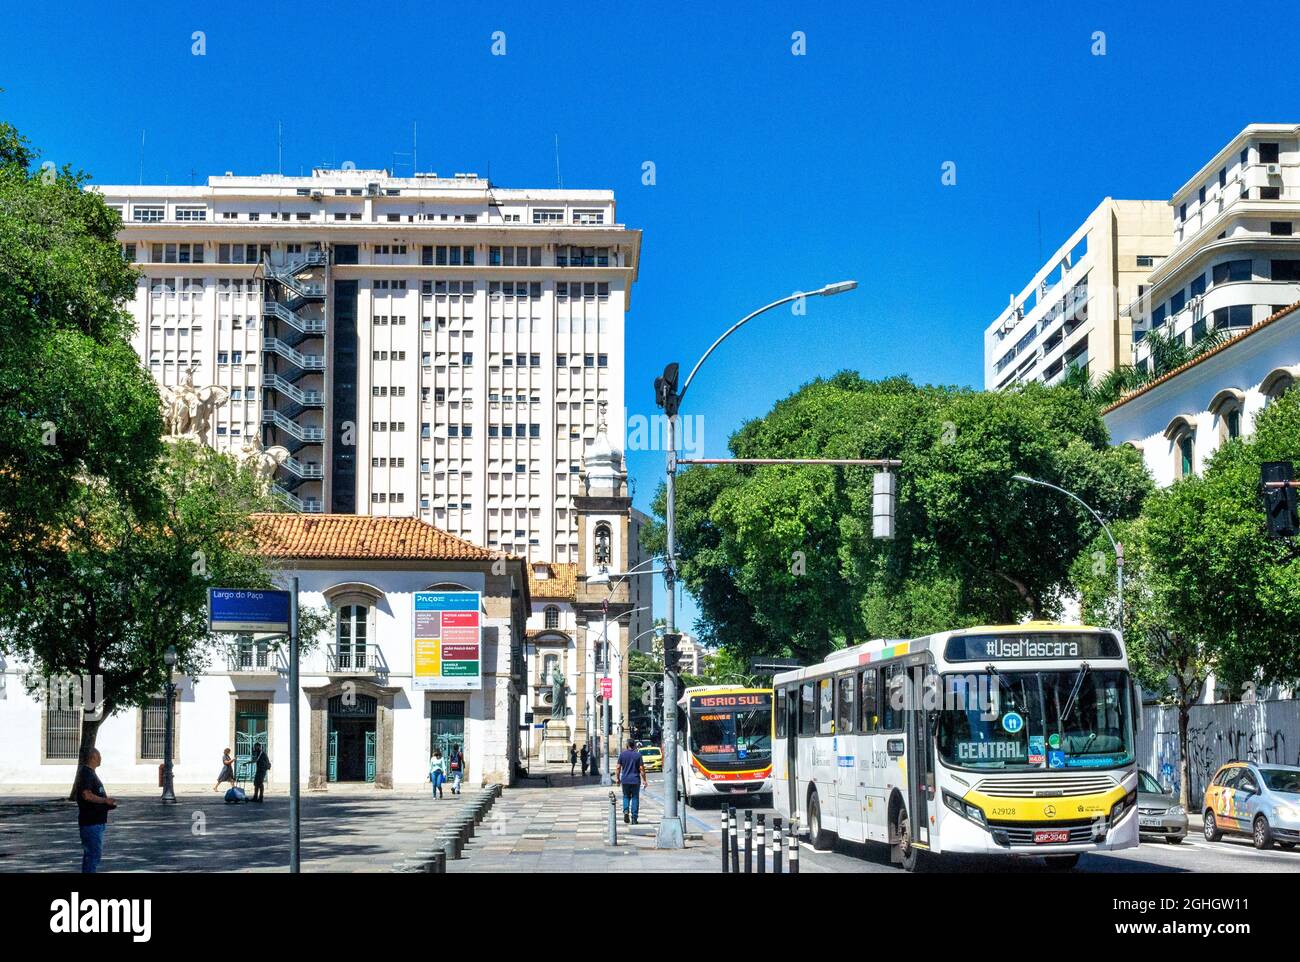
(677, 685), (774, 806)
(772, 623), (1140, 870)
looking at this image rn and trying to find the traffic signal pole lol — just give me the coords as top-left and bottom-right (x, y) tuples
(657, 407), (686, 849)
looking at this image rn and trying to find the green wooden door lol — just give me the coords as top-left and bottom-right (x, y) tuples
(235, 700), (269, 782)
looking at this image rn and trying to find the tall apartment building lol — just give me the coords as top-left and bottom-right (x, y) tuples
(984, 198), (1172, 389)
(1128, 124), (1300, 371)
(96, 168), (641, 564)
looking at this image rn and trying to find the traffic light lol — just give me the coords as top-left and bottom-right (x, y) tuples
(654, 363), (680, 416)
(1261, 461), (1299, 538)
(663, 631), (681, 671)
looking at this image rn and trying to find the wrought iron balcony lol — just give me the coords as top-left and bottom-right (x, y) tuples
(327, 643), (387, 675)
(224, 639), (285, 673)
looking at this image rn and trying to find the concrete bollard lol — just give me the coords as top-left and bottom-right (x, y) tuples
(608, 790), (618, 845)
(432, 834), (463, 859)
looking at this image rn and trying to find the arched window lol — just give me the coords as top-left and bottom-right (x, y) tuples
(1164, 416), (1197, 480)
(594, 522), (612, 566)
(1261, 367), (1297, 406)
(1208, 389), (1245, 444)
(544, 605), (560, 629)
(337, 604), (369, 669)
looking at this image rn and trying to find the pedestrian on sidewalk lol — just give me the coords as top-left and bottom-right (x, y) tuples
(250, 744), (271, 803)
(580, 743), (590, 776)
(617, 738), (647, 825)
(74, 748), (117, 873)
(448, 744), (464, 795)
(569, 743), (577, 776)
(428, 748), (446, 799)
(213, 748), (236, 793)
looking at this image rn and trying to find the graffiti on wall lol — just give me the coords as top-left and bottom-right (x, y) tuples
(1139, 700), (1300, 803)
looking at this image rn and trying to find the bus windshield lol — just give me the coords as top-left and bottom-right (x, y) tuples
(936, 669), (1134, 771)
(689, 694), (772, 766)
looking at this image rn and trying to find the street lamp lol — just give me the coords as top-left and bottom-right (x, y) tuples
(161, 645), (178, 804)
(1011, 474), (1124, 637)
(654, 279), (858, 848)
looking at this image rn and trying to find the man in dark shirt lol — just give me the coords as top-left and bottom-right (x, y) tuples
(616, 739), (647, 825)
(75, 748), (116, 873)
(251, 744), (272, 802)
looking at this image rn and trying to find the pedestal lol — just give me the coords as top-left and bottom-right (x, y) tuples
(541, 719), (570, 764)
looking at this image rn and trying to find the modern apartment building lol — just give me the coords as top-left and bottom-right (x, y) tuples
(95, 168), (641, 564)
(984, 198), (1172, 389)
(1128, 124), (1300, 371)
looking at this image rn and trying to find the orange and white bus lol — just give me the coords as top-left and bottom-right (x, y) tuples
(676, 685), (773, 806)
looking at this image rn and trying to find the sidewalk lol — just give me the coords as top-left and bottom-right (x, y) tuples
(450, 779), (716, 873)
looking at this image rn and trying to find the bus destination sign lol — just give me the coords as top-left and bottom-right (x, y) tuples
(944, 632), (1122, 663)
(691, 692), (772, 710)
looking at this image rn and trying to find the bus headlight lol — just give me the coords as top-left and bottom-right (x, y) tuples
(942, 790), (987, 827)
(1110, 789), (1138, 823)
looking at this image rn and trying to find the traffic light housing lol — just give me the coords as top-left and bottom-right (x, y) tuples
(663, 631), (681, 671)
(654, 363), (680, 416)
(1261, 461), (1299, 538)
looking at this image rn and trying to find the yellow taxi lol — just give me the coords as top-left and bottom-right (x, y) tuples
(638, 746), (663, 772)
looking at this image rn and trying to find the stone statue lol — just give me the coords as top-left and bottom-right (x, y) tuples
(161, 367), (230, 442)
(238, 437), (290, 480)
(550, 665), (568, 717)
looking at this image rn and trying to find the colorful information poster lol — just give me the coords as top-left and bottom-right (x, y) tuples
(412, 591), (482, 690)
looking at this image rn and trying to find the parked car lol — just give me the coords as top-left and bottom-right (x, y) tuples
(1137, 769), (1187, 843)
(1203, 761), (1300, 850)
(639, 746), (663, 772)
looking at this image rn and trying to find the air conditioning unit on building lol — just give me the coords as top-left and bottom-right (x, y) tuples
(1266, 163), (1282, 177)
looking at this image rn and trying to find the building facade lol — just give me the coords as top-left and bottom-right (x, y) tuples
(0, 515), (532, 789)
(1129, 125), (1300, 374)
(95, 168), (640, 565)
(984, 198), (1171, 389)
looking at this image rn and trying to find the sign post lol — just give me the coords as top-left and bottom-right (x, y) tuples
(288, 577), (299, 874)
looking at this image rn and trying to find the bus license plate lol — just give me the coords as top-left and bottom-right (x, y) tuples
(1033, 830), (1070, 844)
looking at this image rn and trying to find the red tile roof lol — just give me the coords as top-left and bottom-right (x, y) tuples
(253, 513), (501, 562)
(529, 562), (578, 600)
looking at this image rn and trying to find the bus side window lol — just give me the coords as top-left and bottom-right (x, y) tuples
(837, 675), (855, 735)
(800, 683), (816, 736)
(818, 678), (834, 735)
(881, 664), (904, 732)
(860, 669), (878, 732)
(775, 689), (787, 738)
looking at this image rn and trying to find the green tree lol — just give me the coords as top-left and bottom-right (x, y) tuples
(645, 373), (1151, 663)
(1074, 388), (1300, 807)
(1, 442), (330, 789)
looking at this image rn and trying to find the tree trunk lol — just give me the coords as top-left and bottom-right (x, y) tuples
(67, 715), (104, 801)
(1177, 698), (1191, 812)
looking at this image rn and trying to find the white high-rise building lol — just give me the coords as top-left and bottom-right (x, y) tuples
(95, 168), (641, 564)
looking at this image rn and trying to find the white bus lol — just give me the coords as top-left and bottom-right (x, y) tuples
(676, 685), (774, 806)
(772, 622), (1140, 870)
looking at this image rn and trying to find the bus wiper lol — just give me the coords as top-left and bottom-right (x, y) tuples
(1059, 662), (1091, 725)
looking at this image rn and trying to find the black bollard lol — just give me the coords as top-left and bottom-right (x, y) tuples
(721, 806), (730, 873)
(772, 817), (783, 874)
(743, 809), (753, 874)
(757, 813), (766, 874)
(730, 806), (740, 874)
(788, 823), (799, 875)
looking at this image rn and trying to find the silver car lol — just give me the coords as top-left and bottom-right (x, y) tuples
(1137, 769), (1188, 843)
(1203, 761), (1300, 851)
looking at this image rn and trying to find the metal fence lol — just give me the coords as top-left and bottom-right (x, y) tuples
(1138, 699), (1300, 802)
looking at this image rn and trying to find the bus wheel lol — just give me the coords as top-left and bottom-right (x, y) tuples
(1044, 854), (1080, 871)
(807, 789), (833, 850)
(895, 808), (926, 872)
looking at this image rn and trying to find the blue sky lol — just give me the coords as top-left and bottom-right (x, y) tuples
(5, 0), (1299, 633)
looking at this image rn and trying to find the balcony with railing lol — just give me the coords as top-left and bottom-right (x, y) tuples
(326, 643), (387, 675)
(224, 639), (285, 674)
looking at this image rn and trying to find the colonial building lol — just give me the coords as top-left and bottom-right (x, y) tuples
(0, 515), (532, 789)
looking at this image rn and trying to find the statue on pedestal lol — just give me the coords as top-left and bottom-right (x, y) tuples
(550, 664), (568, 718)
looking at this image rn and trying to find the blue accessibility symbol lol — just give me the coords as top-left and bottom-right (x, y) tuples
(1001, 711), (1025, 735)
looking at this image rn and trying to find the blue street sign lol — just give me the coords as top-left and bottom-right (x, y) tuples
(209, 588), (291, 634)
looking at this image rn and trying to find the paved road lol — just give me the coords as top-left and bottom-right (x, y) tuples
(650, 777), (1300, 874)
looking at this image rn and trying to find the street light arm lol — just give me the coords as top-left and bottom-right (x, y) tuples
(1011, 475), (1119, 556)
(678, 282), (857, 404)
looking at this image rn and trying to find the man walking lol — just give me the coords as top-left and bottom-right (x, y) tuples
(74, 748), (117, 872)
(580, 743), (590, 776)
(616, 738), (647, 825)
(250, 744), (271, 803)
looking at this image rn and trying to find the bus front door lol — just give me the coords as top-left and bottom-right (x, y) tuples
(905, 664), (935, 846)
(785, 690), (800, 815)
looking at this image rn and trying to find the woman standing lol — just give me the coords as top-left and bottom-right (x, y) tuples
(428, 748), (446, 799)
(213, 748), (236, 793)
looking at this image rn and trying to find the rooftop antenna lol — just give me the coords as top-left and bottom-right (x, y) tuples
(554, 134), (562, 189)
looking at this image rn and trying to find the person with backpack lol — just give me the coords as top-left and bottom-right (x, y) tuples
(74, 748), (117, 873)
(250, 744), (271, 803)
(448, 744), (464, 795)
(428, 748), (446, 799)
